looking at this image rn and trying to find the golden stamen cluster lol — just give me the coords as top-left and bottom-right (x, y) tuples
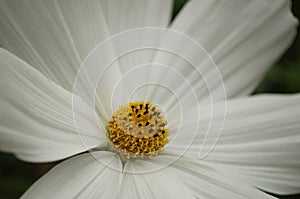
(108, 101), (169, 159)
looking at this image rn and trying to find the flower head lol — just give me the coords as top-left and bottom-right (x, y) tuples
(0, 0), (299, 198)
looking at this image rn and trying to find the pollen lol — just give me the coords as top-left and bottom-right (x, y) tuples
(108, 101), (169, 159)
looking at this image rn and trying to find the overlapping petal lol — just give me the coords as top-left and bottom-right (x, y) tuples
(0, 0), (299, 198)
(171, 157), (276, 199)
(0, 49), (106, 162)
(173, 94), (300, 195)
(168, 0), (298, 101)
(23, 152), (278, 199)
(0, 0), (173, 91)
(22, 152), (122, 199)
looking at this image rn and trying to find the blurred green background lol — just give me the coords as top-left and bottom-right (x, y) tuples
(1, 0), (300, 198)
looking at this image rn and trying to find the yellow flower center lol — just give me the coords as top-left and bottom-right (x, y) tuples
(108, 101), (169, 159)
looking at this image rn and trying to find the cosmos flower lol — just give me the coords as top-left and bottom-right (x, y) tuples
(0, 0), (300, 198)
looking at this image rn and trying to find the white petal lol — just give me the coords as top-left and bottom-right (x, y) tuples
(169, 0), (298, 100)
(185, 94), (300, 195)
(122, 155), (275, 198)
(119, 159), (196, 199)
(51, 0), (112, 62)
(95, 0), (174, 108)
(0, 49), (106, 162)
(22, 152), (122, 199)
(22, 150), (277, 199)
(0, 0), (173, 92)
(172, 157), (276, 199)
(100, 0), (173, 34)
(0, 0), (83, 91)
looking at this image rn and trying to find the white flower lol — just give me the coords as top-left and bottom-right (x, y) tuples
(0, 0), (299, 198)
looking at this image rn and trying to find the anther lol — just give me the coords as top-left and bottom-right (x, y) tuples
(108, 101), (169, 159)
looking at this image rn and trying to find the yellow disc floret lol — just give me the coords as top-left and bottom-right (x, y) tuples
(108, 101), (169, 159)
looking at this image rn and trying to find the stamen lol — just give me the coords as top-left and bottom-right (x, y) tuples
(108, 101), (169, 159)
